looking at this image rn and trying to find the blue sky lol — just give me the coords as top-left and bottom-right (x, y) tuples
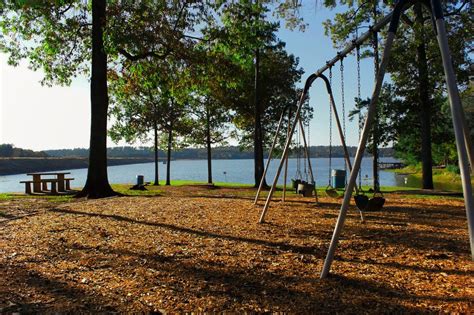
(0, 3), (378, 151)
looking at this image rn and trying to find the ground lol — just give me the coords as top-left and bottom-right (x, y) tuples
(0, 185), (473, 313)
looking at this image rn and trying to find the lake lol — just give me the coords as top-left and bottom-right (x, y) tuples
(0, 157), (413, 193)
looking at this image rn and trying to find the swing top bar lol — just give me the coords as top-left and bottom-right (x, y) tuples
(315, 13), (393, 77)
(314, 0), (439, 78)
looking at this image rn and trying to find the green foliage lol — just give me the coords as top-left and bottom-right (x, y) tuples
(0, 144), (48, 157)
(206, 1), (308, 150)
(446, 164), (460, 175)
(0, 1), (91, 86)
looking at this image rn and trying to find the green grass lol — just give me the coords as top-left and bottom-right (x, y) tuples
(0, 193), (74, 202)
(0, 178), (466, 202)
(148, 180), (254, 188)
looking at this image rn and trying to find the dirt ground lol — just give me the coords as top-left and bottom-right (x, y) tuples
(0, 186), (473, 313)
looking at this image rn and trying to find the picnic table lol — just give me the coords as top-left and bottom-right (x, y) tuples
(20, 172), (74, 194)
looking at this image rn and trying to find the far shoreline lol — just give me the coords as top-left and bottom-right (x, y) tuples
(0, 156), (398, 176)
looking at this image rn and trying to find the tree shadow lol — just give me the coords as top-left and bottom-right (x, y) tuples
(54, 242), (448, 313)
(50, 208), (326, 256)
(0, 265), (117, 313)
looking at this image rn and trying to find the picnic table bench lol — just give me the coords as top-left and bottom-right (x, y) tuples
(20, 172), (74, 195)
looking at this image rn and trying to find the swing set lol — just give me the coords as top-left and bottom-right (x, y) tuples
(256, 0), (474, 278)
(254, 103), (319, 204)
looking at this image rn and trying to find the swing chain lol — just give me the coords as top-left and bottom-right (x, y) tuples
(307, 109), (311, 182)
(340, 58), (347, 178)
(340, 59), (346, 141)
(303, 122), (307, 182)
(356, 42), (363, 190)
(295, 125), (300, 179)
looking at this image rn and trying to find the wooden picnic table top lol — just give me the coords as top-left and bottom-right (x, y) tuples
(27, 171), (71, 176)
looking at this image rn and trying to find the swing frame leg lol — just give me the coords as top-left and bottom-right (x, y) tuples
(321, 73), (365, 222)
(282, 109), (292, 202)
(259, 75), (318, 223)
(254, 105), (289, 204)
(432, 0), (474, 260)
(321, 5), (400, 278)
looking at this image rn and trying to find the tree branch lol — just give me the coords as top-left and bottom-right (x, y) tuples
(118, 48), (172, 61)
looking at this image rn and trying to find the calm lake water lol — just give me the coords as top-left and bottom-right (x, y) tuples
(0, 157), (415, 193)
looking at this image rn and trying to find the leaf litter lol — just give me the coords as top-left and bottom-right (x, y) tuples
(0, 186), (473, 313)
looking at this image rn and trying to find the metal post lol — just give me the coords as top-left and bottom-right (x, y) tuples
(320, 74), (365, 221)
(431, 0), (474, 259)
(254, 107), (287, 204)
(259, 75), (317, 223)
(321, 30), (398, 278)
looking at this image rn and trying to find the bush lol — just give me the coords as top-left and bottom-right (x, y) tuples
(446, 164), (460, 174)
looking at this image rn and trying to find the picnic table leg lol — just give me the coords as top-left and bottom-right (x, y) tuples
(25, 182), (32, 195)
(50, 182), (58, 195)
(57, 174), (65, 192)
(65, 179), (71, 191)
(42, 181), (49, 191)
(32, 174), (42, 193)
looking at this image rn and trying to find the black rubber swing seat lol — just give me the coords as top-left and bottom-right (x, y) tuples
(354, 194), (369, 211)
(364, 195), (386, 212)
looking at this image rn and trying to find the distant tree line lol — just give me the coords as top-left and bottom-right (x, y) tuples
(0, 144), (48, 158)
(44, 145), (394, 159)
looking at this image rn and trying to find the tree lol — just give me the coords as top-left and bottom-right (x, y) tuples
(209, 1), (305, 187)
(109, 58), (191, 186)
(77, 0), (116, 197)
(108, 61), (164, 185)
(186, 96), (231, 184)
(0, 0), (118, 197)
(0, 1), (215, 197)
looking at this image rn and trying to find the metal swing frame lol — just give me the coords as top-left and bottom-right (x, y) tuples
(256, 0), (473, 278)
(254, 104), (319, 204)
(258, 71), (368, 222)
(320, 0), (474, 278)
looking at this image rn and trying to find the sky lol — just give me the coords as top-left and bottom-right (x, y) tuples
(0, 3), (378, 151)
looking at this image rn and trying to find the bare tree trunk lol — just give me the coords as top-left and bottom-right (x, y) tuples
(415, 3), (434, 189)
(253, 0), (266, 188)
(153, 120), (159, 186)
(206, 106), (213, 184)
(76, 0), (116, 198)
(166, 124), (172, 186)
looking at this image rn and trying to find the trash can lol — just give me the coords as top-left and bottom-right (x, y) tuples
(331, 169), (346, 189)
(136, 175), (144, 186)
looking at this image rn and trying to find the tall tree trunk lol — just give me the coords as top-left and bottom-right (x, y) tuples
(253, 0), (266, 188)
(206, 105), (213, 184)
(153, 120), (159, 186)
(166, 124), (172, 186)
(76, 0), (116, 198)
(415, 4), (434, 189)
(372, 4), (380, 192)
(254, 47), (266, 188)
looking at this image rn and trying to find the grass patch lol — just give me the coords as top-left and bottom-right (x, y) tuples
(0, 193), (73, 202)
